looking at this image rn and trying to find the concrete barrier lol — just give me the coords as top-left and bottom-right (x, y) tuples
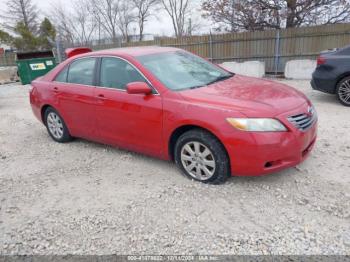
(284, 60), (317, 80)
(220, 61), (265, 78)
(0, 67), (19, 85)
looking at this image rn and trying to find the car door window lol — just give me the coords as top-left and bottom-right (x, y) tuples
(54, 66), (68, 82)
(99, 57), (146, 90)
(67, 58), (96, 86)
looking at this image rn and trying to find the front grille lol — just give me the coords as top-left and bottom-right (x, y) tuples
(287, 108), (317, 131)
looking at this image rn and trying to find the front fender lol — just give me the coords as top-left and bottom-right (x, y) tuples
(162, 97), (251, 159)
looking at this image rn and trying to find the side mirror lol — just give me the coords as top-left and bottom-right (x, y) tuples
(126, 82), (152, 95)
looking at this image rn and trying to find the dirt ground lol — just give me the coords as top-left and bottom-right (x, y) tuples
(0, 80), (349, 255)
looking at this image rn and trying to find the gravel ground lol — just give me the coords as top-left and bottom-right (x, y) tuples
(0, 80), (349, 255)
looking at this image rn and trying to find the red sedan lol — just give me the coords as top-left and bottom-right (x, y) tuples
(30, 47), (317, 184)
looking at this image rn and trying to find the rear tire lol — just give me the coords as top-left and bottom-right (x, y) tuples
(174, 129), (230, 184)
(336, 76), (350, 106)
(44, 107), (72, 143)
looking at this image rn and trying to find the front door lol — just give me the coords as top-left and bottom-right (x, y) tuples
(94, 57), (163, 157)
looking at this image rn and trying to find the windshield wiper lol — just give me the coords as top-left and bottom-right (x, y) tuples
(188, 73), (234, 90)
(206, 74), (234, 86)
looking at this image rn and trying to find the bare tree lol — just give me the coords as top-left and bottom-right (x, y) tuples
(117, 0), (136, 42)
(52, 0), (136, 44)
(131, 0), (160, 41)
(283, 0), (350, 28)
(90, 0), (120, 43)
(49, 3), (75, 44)
(161, 0), (192, 37)
(202, 0), (284, 32)
(71, 0), (97, 45)
(202, 0), (350, 32)
(0, 0), (38, 33)
(50, 0), (97, 46)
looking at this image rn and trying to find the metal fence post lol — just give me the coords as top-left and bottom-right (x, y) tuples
(274, 30), (281, 75)
(4, 54), (8, 66)
(209, 30), (213, 62)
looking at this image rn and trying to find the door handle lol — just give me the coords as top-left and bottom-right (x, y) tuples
(53, 87), (59, 93)
(97, 94), (106, 99)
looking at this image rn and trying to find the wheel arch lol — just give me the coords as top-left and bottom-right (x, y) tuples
(41, 104), (52, 124)
(168, 124), (230, 163)
(335, 72), (350, 106)
(40, 105), (68, 127)
(336, 72), (350, 89)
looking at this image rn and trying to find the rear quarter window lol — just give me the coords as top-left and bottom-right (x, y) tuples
(54, 66), (68, 82)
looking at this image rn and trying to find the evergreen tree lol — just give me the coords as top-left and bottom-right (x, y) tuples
(39, 18), (56, 49)
(12, 22), (38, 51)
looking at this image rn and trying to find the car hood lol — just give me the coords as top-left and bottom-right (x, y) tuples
(179, 75), (309, 117)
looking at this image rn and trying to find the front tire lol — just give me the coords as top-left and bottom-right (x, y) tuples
(44, 107), (72, 143)
(174, 129), (230, 184)
(336, 76), (350, 106)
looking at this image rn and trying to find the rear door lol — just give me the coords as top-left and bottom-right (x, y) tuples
(93, 56), (163, 157)
(52, 57), (98, 139)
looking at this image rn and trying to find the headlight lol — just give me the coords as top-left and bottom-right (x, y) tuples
(226, 118), (287, 132)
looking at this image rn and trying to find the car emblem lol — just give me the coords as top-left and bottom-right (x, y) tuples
(307, 106), (314, 117)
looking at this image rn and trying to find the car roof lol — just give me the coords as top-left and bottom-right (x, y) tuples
(84, 46), (179, 58)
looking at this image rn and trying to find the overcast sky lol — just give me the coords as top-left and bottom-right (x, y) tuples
(0, 0), (212, 37)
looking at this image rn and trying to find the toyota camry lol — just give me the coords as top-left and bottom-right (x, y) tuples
(30, 47), (317, 184)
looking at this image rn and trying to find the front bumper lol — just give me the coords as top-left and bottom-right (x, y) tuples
(226, 108), (318, 176)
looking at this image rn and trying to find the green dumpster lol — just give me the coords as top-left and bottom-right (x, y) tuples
(16, 51), (57, 85)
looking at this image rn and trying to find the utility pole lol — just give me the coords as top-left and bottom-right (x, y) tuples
(231, 0), (235, 30)
(188, 18), (192, 36)
(98, 16), (101, 44)
(55, 34), (63, 63)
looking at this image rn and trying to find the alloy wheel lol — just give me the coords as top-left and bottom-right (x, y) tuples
(47, 112), (64, 139)
(338, 79), (350, 105)
(180, 141), (216, 180)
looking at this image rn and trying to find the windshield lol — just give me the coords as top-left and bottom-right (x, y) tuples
(137, 51), (233, 91)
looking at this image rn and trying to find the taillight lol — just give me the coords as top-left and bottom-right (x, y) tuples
(317, 56), (326, 65)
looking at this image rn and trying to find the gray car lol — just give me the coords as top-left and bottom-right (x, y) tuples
(311, 45), (350, 106)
